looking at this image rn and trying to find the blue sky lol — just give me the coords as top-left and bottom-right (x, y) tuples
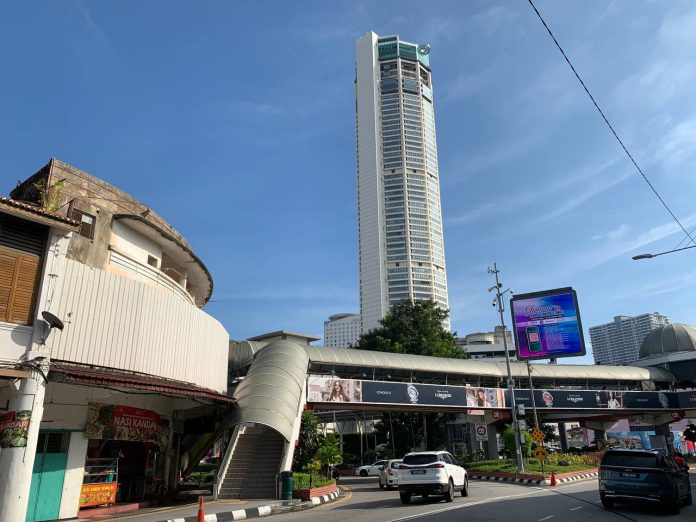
(2, 1), (696, 363)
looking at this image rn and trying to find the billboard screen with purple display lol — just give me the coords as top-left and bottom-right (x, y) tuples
(510, 287), (586, 360)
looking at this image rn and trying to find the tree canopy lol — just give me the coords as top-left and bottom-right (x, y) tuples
(353, 300), (464, 454)
(353, 299), (464, 359)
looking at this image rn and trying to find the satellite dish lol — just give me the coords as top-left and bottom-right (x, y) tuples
(42, 311), (65, 331)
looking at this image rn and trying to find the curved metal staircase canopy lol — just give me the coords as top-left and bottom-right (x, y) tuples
(229, 339), (309, 441)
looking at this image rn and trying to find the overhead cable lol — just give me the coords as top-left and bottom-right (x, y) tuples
(527, 0), (696, 247)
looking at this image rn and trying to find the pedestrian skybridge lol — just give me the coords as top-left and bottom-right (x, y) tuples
(229, 340), (682, 436)
(216, 340), (692, 499)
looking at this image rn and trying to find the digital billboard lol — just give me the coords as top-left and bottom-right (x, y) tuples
(510, 287), (586, 360)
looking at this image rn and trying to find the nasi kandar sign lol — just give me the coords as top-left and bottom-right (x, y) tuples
(86, 403), (169, 447)
(0, 410), (31, 448)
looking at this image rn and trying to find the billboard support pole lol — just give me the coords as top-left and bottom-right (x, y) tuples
(527, 361), (540, 429)
(488, 263), (524, 474)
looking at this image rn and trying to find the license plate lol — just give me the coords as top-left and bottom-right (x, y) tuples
(411, 470), (426, 474)
(621, 472), (638, 478)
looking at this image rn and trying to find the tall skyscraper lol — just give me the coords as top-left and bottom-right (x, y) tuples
(355, 31), (449, 334)
(589, 313), (670, 365)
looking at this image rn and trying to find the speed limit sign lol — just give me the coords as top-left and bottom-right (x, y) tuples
(475, 423), (488, 441)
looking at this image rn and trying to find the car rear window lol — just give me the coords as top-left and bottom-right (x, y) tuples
(403, 454), (438, 465)
(602, 453), (658, 468)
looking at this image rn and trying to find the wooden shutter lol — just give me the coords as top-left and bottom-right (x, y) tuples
(0, 249), (14, 321)
(0, 246), (41, 325)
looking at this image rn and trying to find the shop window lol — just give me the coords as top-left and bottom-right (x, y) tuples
(72, 209), (96, 239)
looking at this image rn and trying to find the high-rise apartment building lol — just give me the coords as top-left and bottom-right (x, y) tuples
(590, 313), (670, 365)
(323, 313), (361, 348)
(355, 31), (449, 334)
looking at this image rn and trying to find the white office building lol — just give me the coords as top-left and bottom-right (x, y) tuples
(355, 31), (450, 334)
(590, 313), (670, 365)
(456, 326), (516, 360)
(323, 313), (361, 348)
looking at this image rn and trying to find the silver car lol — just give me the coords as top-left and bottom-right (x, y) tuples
(379, 459), (402, 489)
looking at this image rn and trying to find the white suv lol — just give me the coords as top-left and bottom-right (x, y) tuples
(398, 451), (468, 504)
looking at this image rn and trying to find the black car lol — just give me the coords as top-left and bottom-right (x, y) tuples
(598, 448), (692, 513)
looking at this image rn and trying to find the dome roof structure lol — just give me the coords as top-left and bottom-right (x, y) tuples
(639, 323), (696, 359)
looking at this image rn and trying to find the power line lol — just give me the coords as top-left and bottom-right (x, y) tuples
(527, 0), (696, 248)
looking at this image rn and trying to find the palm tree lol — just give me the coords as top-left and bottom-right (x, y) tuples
(314, 434), (343, 479)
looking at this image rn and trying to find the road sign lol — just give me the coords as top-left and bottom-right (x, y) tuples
(475, 423), (488, 442)
(518, 419), (527, 431)
(531, 427), (545, 443)
(517, 404), (526, 416)
(533, 446), (548, 461)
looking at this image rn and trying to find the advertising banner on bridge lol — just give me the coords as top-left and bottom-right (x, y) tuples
(510, 287), (586, 361)
(510, 389), (694, 410)
(307, 375), (504, 409)
(308, 376), (696, 412)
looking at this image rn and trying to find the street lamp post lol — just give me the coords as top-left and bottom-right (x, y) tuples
(632, 243), (696, 260)
(488, 263), (524, 473)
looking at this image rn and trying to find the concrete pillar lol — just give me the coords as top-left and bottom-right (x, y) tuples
(594, 429), (607, 450)
(558, 422), (568, 451)
(653, 423), (673, 453)
(0, 364), (48, 522)
(487, 423), (499, 459)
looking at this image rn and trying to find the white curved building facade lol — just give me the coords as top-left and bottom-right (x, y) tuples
(0, 159), (231, 521)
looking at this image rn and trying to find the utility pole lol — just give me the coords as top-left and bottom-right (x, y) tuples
(488, 263), (524, 473)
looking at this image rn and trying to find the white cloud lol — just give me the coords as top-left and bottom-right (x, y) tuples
(593, 223), (631, 241)
(530, 169), (632, 225)
(445, 155), (623, 226)
(575, 212), (696, 272)
(610, 273), (696, 302)
(655, 118), (696, 168)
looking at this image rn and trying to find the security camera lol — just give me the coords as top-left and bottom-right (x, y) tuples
(509, 289), (514, 295)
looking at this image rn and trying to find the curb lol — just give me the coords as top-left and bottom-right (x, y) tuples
(470, 475), (545, 485)
(547, 471), (599, 485)
(470, 471), (598, 486)
(159, 491), (340, 522)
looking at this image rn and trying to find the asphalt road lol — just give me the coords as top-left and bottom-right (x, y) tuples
(273, 475), (696, 522)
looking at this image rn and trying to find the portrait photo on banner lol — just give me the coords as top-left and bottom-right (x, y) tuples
(307, 376), (362, 403)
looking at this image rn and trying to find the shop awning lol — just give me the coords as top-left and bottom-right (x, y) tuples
(0, 368), (30, 379)
(49, 363), (236, 405)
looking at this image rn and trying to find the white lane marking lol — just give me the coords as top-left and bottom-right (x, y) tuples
(570, 506), (583, 511)
(389, 489), (550, 522)
(538, 516), (554, 521)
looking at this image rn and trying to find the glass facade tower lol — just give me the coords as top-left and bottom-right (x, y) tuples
(355, 32), (450, 334)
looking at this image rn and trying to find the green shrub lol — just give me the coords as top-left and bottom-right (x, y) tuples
(544, 451), (603, 467)
(502, 426), (532, 458)
(186, 471), (215, 484)
(292, 472), (334, 490)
